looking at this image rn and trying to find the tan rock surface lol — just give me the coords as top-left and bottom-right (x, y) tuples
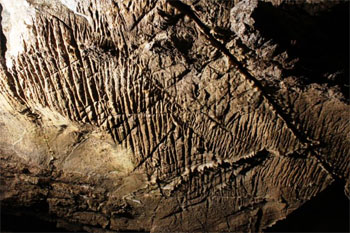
(0, 0), (348, 232)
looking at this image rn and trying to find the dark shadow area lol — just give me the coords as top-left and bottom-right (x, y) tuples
(253, 1), (350, 100)
(265, 180), (350, 232)
(0, 205), (148, 233)
(0, 200), (84, 233)
(0, 3), (7, 59)
(0, 213), (69, 233)
(0, 210), (150, 233)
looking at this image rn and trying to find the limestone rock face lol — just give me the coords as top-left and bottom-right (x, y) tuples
(0, 0), (348, 232)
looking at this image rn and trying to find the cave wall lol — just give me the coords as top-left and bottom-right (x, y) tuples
(0, 0), (349, 232)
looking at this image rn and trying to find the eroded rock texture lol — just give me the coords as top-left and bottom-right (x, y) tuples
(0, 0), (349, 232)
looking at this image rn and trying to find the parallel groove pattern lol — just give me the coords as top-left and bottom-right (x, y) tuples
(0, 1), (349, 232)
(1, 0), (341, 186)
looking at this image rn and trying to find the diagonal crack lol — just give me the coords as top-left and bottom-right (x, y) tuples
(166, 0), (317, 149)
(166, 0), (343, 184)
(129, 0), (159, 31)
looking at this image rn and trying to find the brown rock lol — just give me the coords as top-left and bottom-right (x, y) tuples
(0, 0), (348, 232)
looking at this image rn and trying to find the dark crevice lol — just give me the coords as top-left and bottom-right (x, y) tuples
(236, 150), (270, 175)
(0, 3), (7, 64)
(255, 208), (263, 232)
(0, 4), (5, 55)
(170, 34), (193, 56)
(253, 1), (350, 100)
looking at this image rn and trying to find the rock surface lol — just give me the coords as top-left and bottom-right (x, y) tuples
(0, 0), (349, 232)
